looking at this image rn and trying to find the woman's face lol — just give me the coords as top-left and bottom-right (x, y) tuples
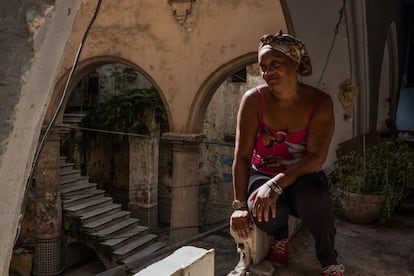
(258, 48), (298, 90)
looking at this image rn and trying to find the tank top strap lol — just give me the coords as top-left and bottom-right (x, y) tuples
(306, 93), (326, 127)
(256, 86), (265, 122)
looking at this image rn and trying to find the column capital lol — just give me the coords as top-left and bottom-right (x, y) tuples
(162, 132), (205, 151)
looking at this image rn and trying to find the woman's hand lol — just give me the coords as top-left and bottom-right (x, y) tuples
(248, 183), (278, 222)
(230, 209), (252, 240)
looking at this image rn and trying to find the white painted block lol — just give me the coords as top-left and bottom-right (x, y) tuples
(251, 225), (271, 264)
(134, 246), (215, 276)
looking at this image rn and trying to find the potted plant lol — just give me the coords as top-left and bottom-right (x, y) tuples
(328, 135), (414, 223)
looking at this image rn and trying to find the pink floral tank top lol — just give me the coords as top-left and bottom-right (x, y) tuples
(251, 87), (325, 176)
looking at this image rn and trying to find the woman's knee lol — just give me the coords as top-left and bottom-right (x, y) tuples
(250, 204), (291, 234)
(252, 215), (288, 234)
(292, 173), (335, 221)
(294, 172), (329, 195)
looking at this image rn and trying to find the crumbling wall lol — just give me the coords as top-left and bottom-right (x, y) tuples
(198, 64), (264, 227)
(0, 0), (82, 273)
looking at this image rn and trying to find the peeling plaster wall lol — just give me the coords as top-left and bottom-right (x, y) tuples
(1, 0), (402, 272)
(199, 65), (264, 225)
(56, 0), (287, 132)
(49, 0), (287, 231)
(0, 0), (81, 273)
(0, 1), (36, 156)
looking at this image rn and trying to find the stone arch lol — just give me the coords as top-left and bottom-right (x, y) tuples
(376, 21), (399, 133)
(187, 52), (258, 133)
(47, 55), (172, 130)
(51, 56), (170, 228)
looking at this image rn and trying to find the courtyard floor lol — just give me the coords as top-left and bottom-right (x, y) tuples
(65, 193), (414, 276)
(198, 193), (414, 276)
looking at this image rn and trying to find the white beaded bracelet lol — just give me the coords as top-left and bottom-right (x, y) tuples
(266, 179), (283, 195)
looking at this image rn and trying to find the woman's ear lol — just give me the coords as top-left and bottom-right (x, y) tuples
(293, 61), (300, 73)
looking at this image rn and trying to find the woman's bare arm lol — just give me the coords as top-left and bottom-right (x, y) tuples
(277, 92), (335, 188)
(232, 88), (260, 202)
(230, 88), (260, 239)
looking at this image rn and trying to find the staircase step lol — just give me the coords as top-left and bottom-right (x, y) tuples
(60, 166), (78, 174)
(63, 117), (85, 123)
(93, 218), (139, 239)
(61, 168), (81, 177)
(60, 162), (75, 169)
(61, 175), (88, 185)
(64, 112), (88, 118)
(63, 189), (105, 206)
(65, 197), (112, 213)
(61, 173), (84, 184)
(60, 159), (73, 166)
(78, 204), (122, 223)
(113, 234), (157, 257)
(122, 242), (166, 265)
(61, 182), (97, 196)
(83, 210), (131, 230)
(102, 225), (149, 248)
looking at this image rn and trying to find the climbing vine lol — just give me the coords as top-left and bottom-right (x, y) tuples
(81, 87), (167, 134)
(81, 65), (168, 134)
(60, 65), (169, 169)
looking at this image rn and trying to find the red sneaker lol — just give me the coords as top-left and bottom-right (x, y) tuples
(267, 238), (289, 267)
(322, 264), (345, 276)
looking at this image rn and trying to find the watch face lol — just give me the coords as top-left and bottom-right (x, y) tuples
(232, 200), (247, 209)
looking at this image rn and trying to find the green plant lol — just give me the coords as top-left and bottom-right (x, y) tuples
(328, 137), (414, 223)
(81, 87), (167, 134)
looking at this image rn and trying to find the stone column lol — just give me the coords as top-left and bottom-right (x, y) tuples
(128, 130), (160, 229)
(164, 133), (205, 243)
(33, 128), (63, 276)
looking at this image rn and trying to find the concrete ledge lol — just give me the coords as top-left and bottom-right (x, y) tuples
(134, 246), (214, 276)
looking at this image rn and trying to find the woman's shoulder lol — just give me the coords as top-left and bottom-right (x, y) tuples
(243, 85), (266, 100)
(246, 84), (271, 96)
(300, 83), (332, 103)
(239, 85), (266, 112)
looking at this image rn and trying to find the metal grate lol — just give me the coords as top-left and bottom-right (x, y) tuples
(34, 236), (63, 276)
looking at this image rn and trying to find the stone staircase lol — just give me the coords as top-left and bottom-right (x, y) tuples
(63, 111), (88, 125)
(60, 156), (166, 270)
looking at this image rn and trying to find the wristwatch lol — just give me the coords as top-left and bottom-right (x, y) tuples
(232, 200), (248, 210)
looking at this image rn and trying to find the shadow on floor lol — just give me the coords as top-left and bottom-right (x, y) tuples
(63, 195), (414, 276)
(198, 195), (414, 276)
(64, 256), (105, 276)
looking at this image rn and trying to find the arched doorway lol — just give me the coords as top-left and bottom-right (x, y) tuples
(19, 57), (172, 272)
(186, 53), (261, 229)
(377, 21), (399, 133)
(60, 61), (170, 229)
(199, 62), (265, 229)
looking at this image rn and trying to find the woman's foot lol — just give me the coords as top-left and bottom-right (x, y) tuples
(322, 264), (345, 276)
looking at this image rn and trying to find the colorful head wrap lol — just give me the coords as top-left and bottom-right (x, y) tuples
(258, 30), (312, 76)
